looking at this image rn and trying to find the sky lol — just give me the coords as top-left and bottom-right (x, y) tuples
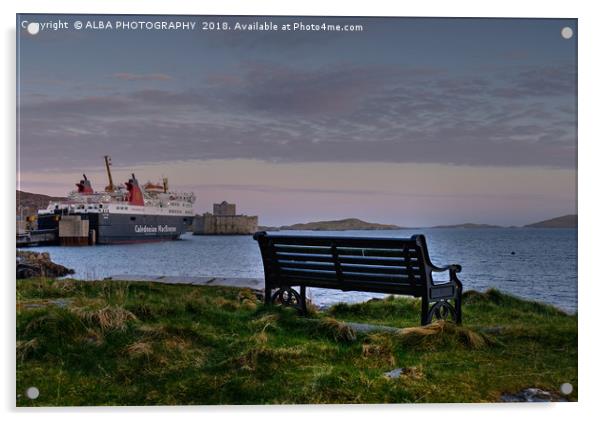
(16, 15), (577, 226)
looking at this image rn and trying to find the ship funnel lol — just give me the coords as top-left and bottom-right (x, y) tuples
(76, 174), (94, 194)
(125, 173), (144, 206)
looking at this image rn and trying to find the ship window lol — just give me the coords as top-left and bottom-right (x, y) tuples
(130, 216), (136, 221)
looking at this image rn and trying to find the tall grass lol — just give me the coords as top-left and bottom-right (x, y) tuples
(17, 280), (577, 405)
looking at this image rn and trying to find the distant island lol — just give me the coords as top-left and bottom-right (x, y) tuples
(258, 218), (403, 231)
(432, 216), (577, 229)
(16, 190), (65, 215)
(431, 223), (502, 229)
(257, 214), (577, 232)
(524, 214), (577, 228)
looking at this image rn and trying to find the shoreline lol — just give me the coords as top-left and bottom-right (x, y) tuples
(18, 227), (578, 314)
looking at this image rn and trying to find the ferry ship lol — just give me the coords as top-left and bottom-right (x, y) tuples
(37, 156), (195, 244)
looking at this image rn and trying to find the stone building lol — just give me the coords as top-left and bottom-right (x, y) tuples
(213, 201), (236, 216)
(193, 201), (258, 235)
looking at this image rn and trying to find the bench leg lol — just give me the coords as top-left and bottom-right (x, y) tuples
(454, 286), (463, 325)
(266, 286), (307, 315)
(300, 285), (308, 315)
(422, 295), (461, 325)
(421, 296), (430, 326)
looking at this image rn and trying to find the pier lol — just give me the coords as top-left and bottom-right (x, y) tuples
(17, 215), (94, 247)
(16, 229), (58, 247)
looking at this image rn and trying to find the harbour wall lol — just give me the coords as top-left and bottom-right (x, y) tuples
(193, 213), (258, 235)
(59, 215), (94, 246)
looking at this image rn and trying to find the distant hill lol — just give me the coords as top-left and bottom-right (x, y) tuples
(16, 190), (65, 217)
(431, 223), (502, 229)
(257, 226), (281, 232)
(264, 218), (403, 231)
(524, 214), (577, 228)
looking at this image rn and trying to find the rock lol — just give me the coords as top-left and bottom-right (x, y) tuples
(384, 368), (404, 379)
(16, 251), (74, 279)
(500, 388), (568, 402)
(384, 367), (423, 380)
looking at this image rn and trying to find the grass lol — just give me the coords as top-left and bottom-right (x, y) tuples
(16, 278), (577, 405)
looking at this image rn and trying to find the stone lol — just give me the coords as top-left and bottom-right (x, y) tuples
(384, 367), (423, 380)
(384, 368), (404, 379)
(500, 387), (568, 402)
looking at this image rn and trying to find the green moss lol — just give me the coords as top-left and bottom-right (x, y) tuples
(16, 279), (577, 405)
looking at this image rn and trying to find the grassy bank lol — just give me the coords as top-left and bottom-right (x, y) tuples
(16, 278), (577, 405)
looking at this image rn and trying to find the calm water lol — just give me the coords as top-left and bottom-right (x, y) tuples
(24, 228), (578, 313)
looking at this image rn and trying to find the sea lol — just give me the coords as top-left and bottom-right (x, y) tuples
(24, 228), (578, 313)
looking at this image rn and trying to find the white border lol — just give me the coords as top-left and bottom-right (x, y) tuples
(3, 1), (600, 420)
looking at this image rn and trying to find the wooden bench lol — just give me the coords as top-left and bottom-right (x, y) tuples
(253, 232), (463, 325)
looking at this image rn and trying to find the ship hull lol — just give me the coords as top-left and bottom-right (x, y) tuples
(37, 212), (191, 245)
(97, 213), (189, 244)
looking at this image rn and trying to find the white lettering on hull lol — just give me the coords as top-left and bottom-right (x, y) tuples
(134, 224), (177, 233)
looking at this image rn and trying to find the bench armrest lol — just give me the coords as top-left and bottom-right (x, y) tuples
(430, 264), (462, 274)
(429, 264), (463, 291)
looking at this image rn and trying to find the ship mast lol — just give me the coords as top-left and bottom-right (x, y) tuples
(104, 155), (115, 192)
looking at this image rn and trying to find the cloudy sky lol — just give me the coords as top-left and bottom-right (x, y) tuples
(17, 15), (577, 226)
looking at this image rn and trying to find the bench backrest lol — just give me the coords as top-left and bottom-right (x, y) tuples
(254, 232), (436, 297)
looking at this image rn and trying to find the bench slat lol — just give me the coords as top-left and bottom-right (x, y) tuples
(278, 274), (340, 285)
(275, 244), (418, 258)
(275, 252), (335, 263)
(275, 253), (421, 270)
(338, 248), (417, 258)
(280, 267), (338, 278)
(274, 245), (332, 255)
(278, 260), (336, 271)
(275, 247), (419, 261)
(278, 266), (421, 285)
(339, 264), (421, 276)
(341, 271), (417, 282)
(338, 255), (419, 267)
(270, 236), (417, 249)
